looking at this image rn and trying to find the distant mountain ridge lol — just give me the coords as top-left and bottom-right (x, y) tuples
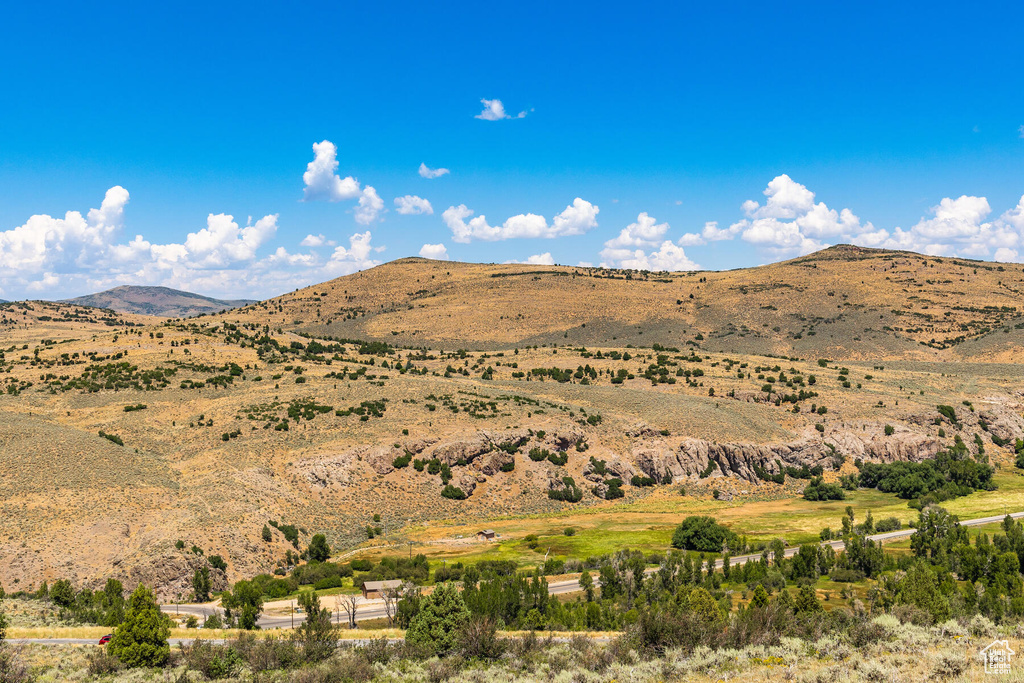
(62, 285), (256, 318)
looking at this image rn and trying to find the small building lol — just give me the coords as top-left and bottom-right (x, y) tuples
(361, 579), (403, 600)
(476, 529), (496, 542)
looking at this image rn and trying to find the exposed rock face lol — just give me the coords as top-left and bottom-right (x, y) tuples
(546, 470), (571, 491)
(403, 438), (439, 455)
(631, 422), (942, 484)
(633, 438), (827, 483)
(479, 450), (515, 476)
(978, 403), (1024, 445)
(626, 423), (662, 439)
(431, 434), (492, 466)
(583, 455), (636, 485)
(545, 425), (586, 451)
(825, 423), (941, 464)
(298, 448), (363, 488)
(429, 428), (533, 466)
(123, 553), (228, 603)
(364, 445), (402, 476)
(455, 472), (478, 496)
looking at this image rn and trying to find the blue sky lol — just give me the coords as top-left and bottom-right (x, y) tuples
(1, 1), (1023, 299)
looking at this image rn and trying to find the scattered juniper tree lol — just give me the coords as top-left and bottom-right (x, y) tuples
(107, 585), (170, 668)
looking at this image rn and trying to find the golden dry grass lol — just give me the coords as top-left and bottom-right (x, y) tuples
(0, 246), (1022, 598)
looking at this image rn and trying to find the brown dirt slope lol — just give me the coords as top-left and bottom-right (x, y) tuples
(0, 245), (1022, 599)
(220, 245), (1024, 361)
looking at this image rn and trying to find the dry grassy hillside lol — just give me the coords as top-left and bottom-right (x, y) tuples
(221, 245), (1024, 361)
(0, 246), (1022, 599)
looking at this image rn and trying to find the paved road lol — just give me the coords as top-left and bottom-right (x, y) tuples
(547, 510), (1024, 594)
(169, 510), (1024, 630)
(160, 596), (392, 630)
(20, 508), (1018, 644)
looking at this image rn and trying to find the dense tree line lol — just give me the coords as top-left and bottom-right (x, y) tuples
(856, 442), (994, 507)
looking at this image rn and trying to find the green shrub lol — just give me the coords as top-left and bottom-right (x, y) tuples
(406, 582), (470, 655)
(107, 585), (170, 667)
(307, 534), (331, 563)
(99, 430), (124, 446)
(671, 516), (736, 552)
(603, 478), (625, 499)
(441, 485), (467, 500)
(548, 477), (583, 502)
(803, 476), (845, 501)
(874, 517), (901, 533)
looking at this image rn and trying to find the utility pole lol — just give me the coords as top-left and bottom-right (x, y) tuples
(291, 600), (294, 629)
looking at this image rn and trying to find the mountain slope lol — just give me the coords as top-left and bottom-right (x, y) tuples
(2, 245), (1023, 596)
(220, 245), (1024, 362)
(63, 285), (255, 318)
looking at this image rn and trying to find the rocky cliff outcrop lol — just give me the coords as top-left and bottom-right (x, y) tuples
(629, 421), (943, 484)
(123, 553), (228, 603)
(299, 448), (363, 488)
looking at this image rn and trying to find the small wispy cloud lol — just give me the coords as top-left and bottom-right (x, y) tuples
(395, 195), (433, 215)
(475, 98), (528, 121)
(418, 163), (449, 179)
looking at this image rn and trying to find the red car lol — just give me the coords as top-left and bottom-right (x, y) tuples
(98, 634), (112, 645)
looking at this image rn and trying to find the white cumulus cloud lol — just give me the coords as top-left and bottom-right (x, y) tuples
(302, 140), (360, 202)
(179, 213), (279, 268)
(602, 212), (669, 250)
(418, 243), (449, 260)
(354, 186), (384, 225)
(506, 253), (555, 265)
(666, 174), (1024, 263)
(598, 212), (700, 271)
(395, 195), (433, 215)
(994, 247), (1019, 262)
(0, 185), (130, 274)
(0, 185), (388, 300)
(322, 231), (382, 276)
(442, 198), (598, 243)
(552, 198), (600, 235)
(698, 175), (882, 257)
(418, 163), (449, 179)
(881, 194), (1024, 260)
(300, 234), (335, 248)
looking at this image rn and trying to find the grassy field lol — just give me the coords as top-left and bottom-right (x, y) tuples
(347, 466), (1024, 569)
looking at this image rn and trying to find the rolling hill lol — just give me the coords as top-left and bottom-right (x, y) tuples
(0, 244), (1022, 598)
(223, 244), (1024, 362)
(63, 285), (255, 318)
